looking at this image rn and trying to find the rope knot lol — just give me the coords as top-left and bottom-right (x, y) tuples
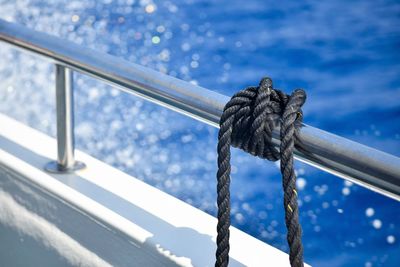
(216, 77), (307, 267)
(224, 77), (306, 161)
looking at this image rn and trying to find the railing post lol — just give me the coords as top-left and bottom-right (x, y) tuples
(45, 64), (85, 173)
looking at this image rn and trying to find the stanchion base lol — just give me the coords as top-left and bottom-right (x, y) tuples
(44, 161), (86, 173)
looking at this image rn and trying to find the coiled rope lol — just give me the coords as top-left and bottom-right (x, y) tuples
(215, 77), (306, 267)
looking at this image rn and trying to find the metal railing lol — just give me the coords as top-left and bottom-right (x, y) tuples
(44, 65), (86, 172)
(0, 19), (399, 201)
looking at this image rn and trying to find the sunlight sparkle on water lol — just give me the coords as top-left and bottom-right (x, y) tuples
(145, 4), (156, 14)
(387, 235), (395, 244)
(365, 208), (375, 217)
(296, 177), (306, 190)
(342, 187), (350, 196)
(151, 36), (160, 44)
(372, 219), (382, 229)
(71, 15), (79, 22)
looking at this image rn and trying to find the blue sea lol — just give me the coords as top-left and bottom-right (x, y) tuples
(0, 0), (399, 266)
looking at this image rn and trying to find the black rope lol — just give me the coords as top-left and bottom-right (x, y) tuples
(215, 77), (306, 267)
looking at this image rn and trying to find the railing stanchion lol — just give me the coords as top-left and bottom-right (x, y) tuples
(45, 64), (85, 173)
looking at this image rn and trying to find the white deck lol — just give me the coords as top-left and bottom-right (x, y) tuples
(0, 113), (309, 266)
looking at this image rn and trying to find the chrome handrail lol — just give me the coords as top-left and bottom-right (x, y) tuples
(1, 19), (399, 201)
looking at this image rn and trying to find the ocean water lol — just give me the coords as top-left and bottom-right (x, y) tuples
(0, 0), (399, 266)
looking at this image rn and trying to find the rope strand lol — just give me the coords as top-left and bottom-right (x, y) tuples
(216, 77), (306, 267)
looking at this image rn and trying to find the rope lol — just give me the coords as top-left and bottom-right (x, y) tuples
(215, 77), (306, 267)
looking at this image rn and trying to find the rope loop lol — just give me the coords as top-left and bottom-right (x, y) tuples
(216, 77), (306, 267)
